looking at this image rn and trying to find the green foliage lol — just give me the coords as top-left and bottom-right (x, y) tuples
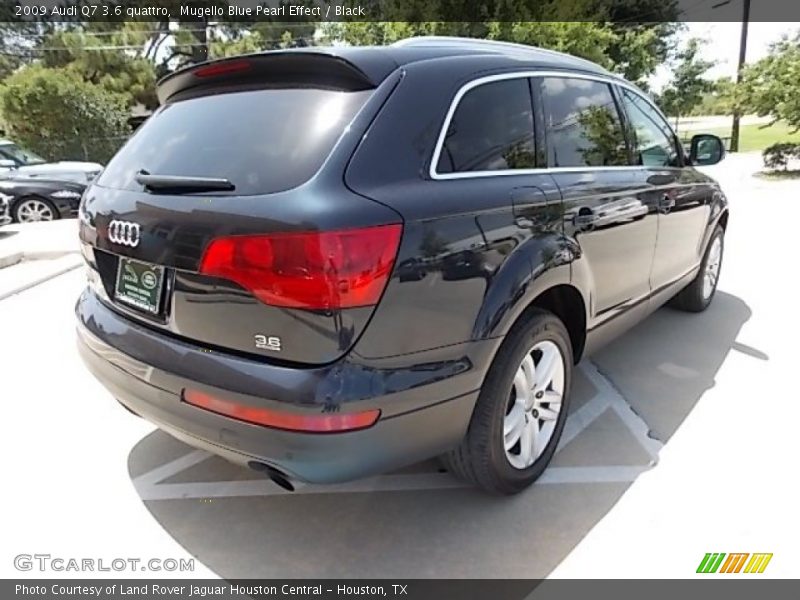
(690, 77), (736, 116)
(40, 24), (158, 109)
(0, 65), (130, 163)
(323, 0), (681, 83)
(762, 142), (800, 170)
(658, 38), (715, 126)
(739, 32), (800, 132)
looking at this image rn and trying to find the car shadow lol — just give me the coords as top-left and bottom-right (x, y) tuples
(127, 291), (754, 578)
(590, 291), (756, 442)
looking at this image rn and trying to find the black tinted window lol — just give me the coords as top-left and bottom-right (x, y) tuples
(619, 88), (679, 168)
(98, 88), (370, 195)
(436, 78), (535, 173)
(541, 77), (628, 168)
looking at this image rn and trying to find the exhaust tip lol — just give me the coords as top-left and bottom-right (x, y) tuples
(248, 461), (296, 492)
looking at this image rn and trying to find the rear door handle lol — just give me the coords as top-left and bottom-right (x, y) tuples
(511, 186), (559, 228)
(574, 207), (596, 231)
(658, 193), (675, 213)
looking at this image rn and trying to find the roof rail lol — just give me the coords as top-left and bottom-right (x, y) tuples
(392, 36), (611, 74)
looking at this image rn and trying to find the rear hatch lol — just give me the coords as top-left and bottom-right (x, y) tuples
(80, 52), (403, 366)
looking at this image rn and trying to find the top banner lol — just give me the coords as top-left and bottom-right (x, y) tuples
(4, 0), (800, 23)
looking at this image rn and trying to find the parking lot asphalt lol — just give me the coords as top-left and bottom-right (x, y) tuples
(0, 152), (797, 578)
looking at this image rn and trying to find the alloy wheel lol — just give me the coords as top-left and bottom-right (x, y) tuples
(503, 340), (565, 470)
(17, 199), (55, 223)
(703, 236), (722, 300)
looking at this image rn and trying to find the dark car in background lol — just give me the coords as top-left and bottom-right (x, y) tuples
(0, 192), (11, 228)
(0, 139), (102, 184)
(76, 37), (728, 494)
(0, 176), (86, 223)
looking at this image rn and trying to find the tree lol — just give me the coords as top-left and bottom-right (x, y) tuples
(657, 38), (715, 130)
(0, 7), (51, 80)
(599, 0), (682, 85)
(739, 32), (800, 131)
(0, 66), (130, 163)
(39, 23), (158, 109)
(322, 0), (681, 83)
(692, 76), (736, 116)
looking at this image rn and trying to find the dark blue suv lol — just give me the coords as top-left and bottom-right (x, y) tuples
(76, 37), (728, 494)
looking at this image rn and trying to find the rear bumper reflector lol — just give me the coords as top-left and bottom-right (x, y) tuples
(182, 388), (381, 433)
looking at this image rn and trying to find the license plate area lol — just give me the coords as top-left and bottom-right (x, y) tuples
(114, 257), (166, 315)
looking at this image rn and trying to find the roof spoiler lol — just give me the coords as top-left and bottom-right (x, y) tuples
(157, 49), (398, 104)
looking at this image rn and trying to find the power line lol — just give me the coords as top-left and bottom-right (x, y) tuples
(6, 23), (318, 38)
(0, 37), (316, 57)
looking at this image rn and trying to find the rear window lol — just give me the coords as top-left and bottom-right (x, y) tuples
(97, 88), (371, 196)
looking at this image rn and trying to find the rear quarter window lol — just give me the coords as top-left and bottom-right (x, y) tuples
(436, 78), (535, 174)
(97, 88), (371, 196)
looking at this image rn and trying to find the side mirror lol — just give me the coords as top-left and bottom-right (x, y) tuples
(690, 134), (725, 166)
(0, 159), (16, 169)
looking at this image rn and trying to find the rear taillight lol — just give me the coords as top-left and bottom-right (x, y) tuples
(198, 224), (402, 310)
(183, 389), (380, 433)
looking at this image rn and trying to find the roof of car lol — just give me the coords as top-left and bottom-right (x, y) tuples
(157, 37), (618, 103)
(384, 37), (613, 75)
(284, 36), (614, 79)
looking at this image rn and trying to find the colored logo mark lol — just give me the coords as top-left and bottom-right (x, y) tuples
(697, 553), (773, 574)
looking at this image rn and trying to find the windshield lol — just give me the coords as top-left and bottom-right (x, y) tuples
(0, 143), (46, 166)
(97, 87), (371, 196)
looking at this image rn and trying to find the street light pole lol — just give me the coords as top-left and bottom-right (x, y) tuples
(730, 0), (751, 152)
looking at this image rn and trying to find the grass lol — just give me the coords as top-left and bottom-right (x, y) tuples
(704, 121), (800, 153)
(753, 169), (800, 180)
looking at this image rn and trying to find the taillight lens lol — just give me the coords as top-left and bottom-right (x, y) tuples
(183, 388), (380, 433)
(198, 224), (402, 310)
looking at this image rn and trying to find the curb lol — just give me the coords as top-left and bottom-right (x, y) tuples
(0, 249), (79, 269)
(0, 257), (83, 302)
(0, 252), (23, 269)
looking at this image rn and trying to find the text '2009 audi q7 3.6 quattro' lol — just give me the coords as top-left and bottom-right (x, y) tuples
(76, 37), (728, 494)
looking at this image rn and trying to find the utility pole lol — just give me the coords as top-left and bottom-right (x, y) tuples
(730, 0), (751, 152)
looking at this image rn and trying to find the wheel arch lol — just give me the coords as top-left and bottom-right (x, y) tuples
(474, 255), (588, 365)
(717, 208), (729, 232)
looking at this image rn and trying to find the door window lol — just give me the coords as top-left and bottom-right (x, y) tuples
(619, 88), (680, 168)
(539, 77), (628, 168)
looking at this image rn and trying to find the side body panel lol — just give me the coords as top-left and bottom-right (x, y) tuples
(345, 58), (573, 361)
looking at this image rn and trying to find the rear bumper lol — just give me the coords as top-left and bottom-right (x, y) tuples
(76, 288), (486, 483)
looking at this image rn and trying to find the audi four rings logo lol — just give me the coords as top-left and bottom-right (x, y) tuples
(108, 220), (141, 247)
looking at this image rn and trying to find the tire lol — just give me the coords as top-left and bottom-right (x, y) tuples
(13, 196), (60, 223)
(443, 309), (573, 494)
(669, 225), (724, 313)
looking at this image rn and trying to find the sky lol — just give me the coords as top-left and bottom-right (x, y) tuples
(650, 22), (799, 91)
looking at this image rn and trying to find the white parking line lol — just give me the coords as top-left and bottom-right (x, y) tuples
(132, 449), (210, 487)
(133, 361), (662, 500)
(581, 361), (664, 462)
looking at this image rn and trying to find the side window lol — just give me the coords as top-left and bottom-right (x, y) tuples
(540, 77), (628, 168)
(436, 78), (535, 174)
(619, 88), (679, 168)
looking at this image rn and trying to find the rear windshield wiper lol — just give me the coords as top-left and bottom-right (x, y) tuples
(135, 170), (235, 193)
